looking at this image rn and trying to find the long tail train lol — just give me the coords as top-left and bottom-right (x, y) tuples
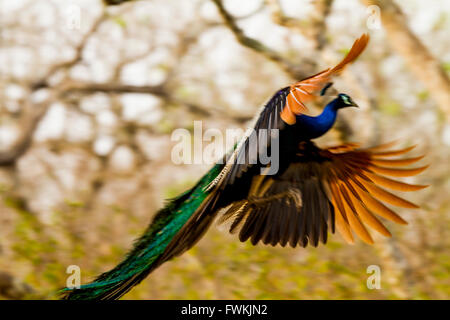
(60, 163), (223, 300)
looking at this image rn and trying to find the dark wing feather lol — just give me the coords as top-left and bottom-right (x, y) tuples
(220, 156), (334, 248)
(208, 87), (291, 190)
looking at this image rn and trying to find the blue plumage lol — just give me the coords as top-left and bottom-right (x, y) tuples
(295, 93), (357, 140)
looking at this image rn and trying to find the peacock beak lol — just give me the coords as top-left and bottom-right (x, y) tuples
(348, 98), (359, 108)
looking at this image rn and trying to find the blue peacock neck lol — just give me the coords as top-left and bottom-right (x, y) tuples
(294, 99), (340, 140)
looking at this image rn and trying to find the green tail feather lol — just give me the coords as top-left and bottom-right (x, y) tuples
(60, 163), (223, 300)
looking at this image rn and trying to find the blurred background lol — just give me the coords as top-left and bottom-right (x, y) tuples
(0, 0), (449, 299)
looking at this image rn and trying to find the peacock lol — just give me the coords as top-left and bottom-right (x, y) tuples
(61, 34), (428, 300)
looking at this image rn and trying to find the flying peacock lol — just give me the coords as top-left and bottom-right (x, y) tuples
(61, 34), (428, 300)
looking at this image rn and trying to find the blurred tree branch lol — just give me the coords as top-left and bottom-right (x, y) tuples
(59, 81), (251, 123)
(103, 0), (138, 5)
(266, 0), (333, 50)
(363, 0), (450, 121)
(0, 12), (108, 166)
(211, 0), (312, 80)
(0, 94), (55, 166)
(60, 82), (167, 96)
(31, 12), (108, 90)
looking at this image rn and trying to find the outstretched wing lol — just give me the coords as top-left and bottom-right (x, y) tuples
(281, 33), (370, 124)
(219, 141), (427, 247)
(207, 86), (291, 190)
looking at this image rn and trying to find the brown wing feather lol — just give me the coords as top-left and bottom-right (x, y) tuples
(320, 141), (427, 243)
(220, 141), (427, 247)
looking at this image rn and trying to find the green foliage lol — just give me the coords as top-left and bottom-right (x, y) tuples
(417, 91), (430, 101)
(380, 100), (402, 116)
(442, 62), (450, 72)
(112, 17), (127, 28)
(2, 186), (449, 300)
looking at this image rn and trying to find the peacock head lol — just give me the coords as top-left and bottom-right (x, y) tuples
(335, 93), (359, 109)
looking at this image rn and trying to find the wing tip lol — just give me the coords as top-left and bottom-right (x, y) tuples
(330, 33), (370, 74)
(381, 229), (393, 238)
(363, 237), (375, 245)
